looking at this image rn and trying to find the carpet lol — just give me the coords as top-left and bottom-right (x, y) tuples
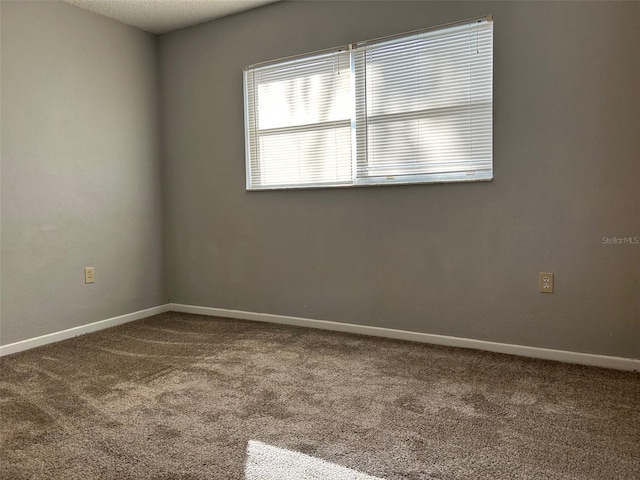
(1, 312), (639, 479)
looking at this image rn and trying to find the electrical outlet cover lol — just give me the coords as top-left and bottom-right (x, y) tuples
(539, 272), (553, 293)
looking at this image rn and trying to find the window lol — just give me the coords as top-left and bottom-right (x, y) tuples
(244, 16), (493, 190)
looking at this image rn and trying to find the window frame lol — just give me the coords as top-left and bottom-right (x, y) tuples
(244, 15), (493, 191)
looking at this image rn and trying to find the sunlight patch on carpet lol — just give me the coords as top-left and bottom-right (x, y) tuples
(245, 440), (384, 480)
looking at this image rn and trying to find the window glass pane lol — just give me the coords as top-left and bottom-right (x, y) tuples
(245, 50), (353, 189)
(366, 31), (475, 117)
(364, 112), (473, 176)
(256, 56), (351, 130)
(255, 127), (353, 187)
(356, 19), (493, 182)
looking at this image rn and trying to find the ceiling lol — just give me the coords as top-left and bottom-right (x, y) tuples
(63, 0), (278, 35)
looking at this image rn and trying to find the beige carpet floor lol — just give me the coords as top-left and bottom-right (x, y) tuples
(1, 312), (639, 479)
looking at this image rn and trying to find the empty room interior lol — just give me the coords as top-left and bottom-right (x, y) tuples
(1, 0), (639, 478)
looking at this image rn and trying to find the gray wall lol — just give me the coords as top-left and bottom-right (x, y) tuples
(1, 1), (167, 345)
(160, 1), (639, 359)
(1, 1), (637, 359)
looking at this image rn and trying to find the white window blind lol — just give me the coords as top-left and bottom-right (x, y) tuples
(245, 50), (352, 189)
(244, 17), (493, 190)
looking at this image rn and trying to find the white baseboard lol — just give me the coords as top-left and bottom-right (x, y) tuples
(170, 303), (639, 372)
(0, 304), (170, 357)
(4, 303), (637, 372)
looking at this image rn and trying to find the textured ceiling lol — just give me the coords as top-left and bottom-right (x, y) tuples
(63, 0), (278, 34)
